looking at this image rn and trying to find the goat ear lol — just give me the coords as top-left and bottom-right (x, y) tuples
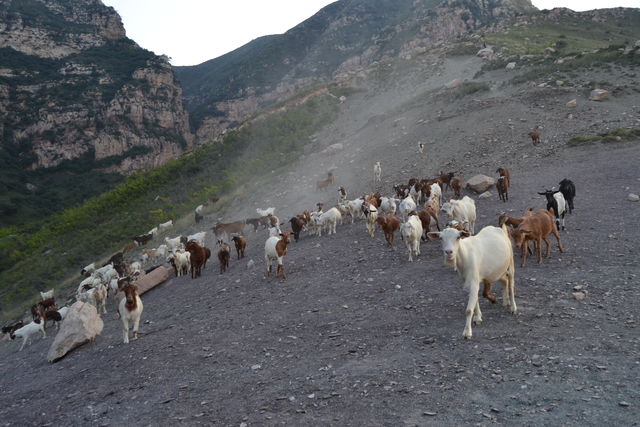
(427, 231), (440, 239)
(460, 231), (471, 239)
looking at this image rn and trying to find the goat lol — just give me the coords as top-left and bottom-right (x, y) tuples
(398, 194), (417, 222)
(187, 231), (207, 247)
(256, 207), (275, 217)
(511, 209), (564, 267)
(186, 241), (206, 278)
(363, 205), (379, 237)
(159, 219), (175, 231)
(338, 187), (347, 204)
(408, 210), (437, 241)
(38, 297), (56, 311)
(438, 171), (455, 192)
(451, 176), (462, 198)
(81, 263), (95, 276)
(218, 243), (230, 274)
(132, 233), (154, 246)
(316, 178), (331, 192)
(195, 211), (203, 224)
(212, 220), (246, 241)
(428, 224), (516, 338)
(375, 215), (400, 247)
(118, 284), (143, 344)
(378, 196), (397, 217)
(496, 177), (509, 202)
(3, 320), (24, 340)
(289, 217), (304, 242)
(528, 130), (540, 145)
(441, 196), (476, 235)
(203, 248), (211, 269)
(373, 162), (382, 181)
(231, 236), (246, 259)
(38, 307), (62, 330)
(400, 216), (423, 262)
(13, 320), (46, 351)
(40, 289), (54, 301)
(538, 189), (566, 230)
(265, 232), (292, 278)
(327, 171), (335, 185)
(418, 142), (425, 153)
(496, 167), (510, 185)
(430, 183), (442, 206)
(559, 178), (576, 213)
(122, 241), (136, 254)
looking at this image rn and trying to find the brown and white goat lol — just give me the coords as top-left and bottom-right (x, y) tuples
(118, 284), (143, 344)
(265, 232), (292, 278)
(496, 167), (510, 185)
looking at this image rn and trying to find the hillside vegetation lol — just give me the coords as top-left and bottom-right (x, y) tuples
(0, 92), (337, 319)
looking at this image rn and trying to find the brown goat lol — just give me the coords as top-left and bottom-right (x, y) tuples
(203, 248), (211, 269)
(528, 130), (540, 146)
(496, 177), (509, 202)
(185, 241), (206, 278)
(511, 209), (563, 267)
(438, 171), (455, 192)
(496, 167), (511, 185)
(217, 243), (230, 274)
(231, 236), (246, 259)
(38, 297), (56, 311)
(375, 215), (400, 247)
(316, 179), (331, 192)
(327, 171), (335, 185)
(122, 241), (136, 254)
(212, 220), (246, 240)
(451, 177), (462, 198)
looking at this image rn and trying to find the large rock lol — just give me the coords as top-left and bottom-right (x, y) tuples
(590, 89), (609, 101)
(116, 266), (170, 306)
(445, 79), (462, 89)
(476, 48), (493, 58)
(505, 62), (516, 71)
(47, 302), (103, 363)
(467, 175), (495, 193)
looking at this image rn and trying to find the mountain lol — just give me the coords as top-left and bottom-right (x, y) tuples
(0, 0), (194, 225)
(173, 0), (536, 142)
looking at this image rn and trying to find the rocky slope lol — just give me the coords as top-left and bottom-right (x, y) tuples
(0, 0), (194, 175)
(174, 0), (535, 143)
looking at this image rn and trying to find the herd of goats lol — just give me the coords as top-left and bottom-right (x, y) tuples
(2, 165), (578, 349)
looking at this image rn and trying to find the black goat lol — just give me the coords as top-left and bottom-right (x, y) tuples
(559, 179), (576, 214)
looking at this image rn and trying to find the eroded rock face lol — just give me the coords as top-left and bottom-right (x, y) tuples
(47, 302), (103, 363)
(1, 1), (194, 174)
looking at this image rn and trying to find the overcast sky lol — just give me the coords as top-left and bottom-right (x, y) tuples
(101, 0), (639, 67)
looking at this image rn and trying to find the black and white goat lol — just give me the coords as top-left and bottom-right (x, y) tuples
(538, 189), (566, 230)
(559, 179), (576, 214)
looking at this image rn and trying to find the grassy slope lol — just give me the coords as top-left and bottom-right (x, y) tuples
(0, 92), (338, 321)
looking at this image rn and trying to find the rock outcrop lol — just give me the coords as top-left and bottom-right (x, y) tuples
(47, 301), (103, 363)
(0, 0), (194, 175)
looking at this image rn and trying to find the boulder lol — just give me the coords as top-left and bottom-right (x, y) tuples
(47, 302), (103, 363)
(589, 89), (609, 101)
(466, 175), (495, 193)
(116, 265), (169, 306)
(476, 48), (493, 58)
(566, 99), (577, 108)
(634, 40), (640, 48)
(628, 194), (639, 202)
(505, 62), (516, 71)
(324, 143), (343, 155)
(445, 79), (462, 89)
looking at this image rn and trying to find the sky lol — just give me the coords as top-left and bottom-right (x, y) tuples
(101, 0), (639, 67)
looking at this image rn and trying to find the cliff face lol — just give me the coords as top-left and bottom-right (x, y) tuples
(0, 0), (194, 175)
(175, 0), (534, 142)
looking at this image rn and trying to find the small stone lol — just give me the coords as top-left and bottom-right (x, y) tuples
(573, 285), (583, 291)
(342, 305), (348, 309)
(478, 191), (492, 199)
(619, 401), (631, 407)
(628, 194), (639, 202)
(308, 394), (315, 399)
(251, 364), (261, 370)
(566, 99), (577, 108)
(395, 285), (401, 289)
(572, 292), (585, 301)
(589, 89), (609, 101)
(423, 412), (437, 416)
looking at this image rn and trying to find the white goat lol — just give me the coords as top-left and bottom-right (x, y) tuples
(148, 227), (158, 236)
(320, 207), (341, 236)
(81, 263), (95, 276)
(398, 194), (416, 222)
(40, 289), (54, 300)
(441, 196), (476, 235)
(379, 196), (397, 217)
(428, 225), (516, 339)
(400, 216), (423, 262)
(373, 162), (382, 181)
(159, 220), (174, 231)
(13, 320), (46, 351)
(257, 207), (275, 217)
(187, 231), (207, 247)
(164, 236), (182, 251)
(364, 205), (378, 237)
(430, 183), (442, 206)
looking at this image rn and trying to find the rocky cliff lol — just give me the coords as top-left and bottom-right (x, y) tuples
(175, 0), (535, 142)
(0, 0), (194, 175)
